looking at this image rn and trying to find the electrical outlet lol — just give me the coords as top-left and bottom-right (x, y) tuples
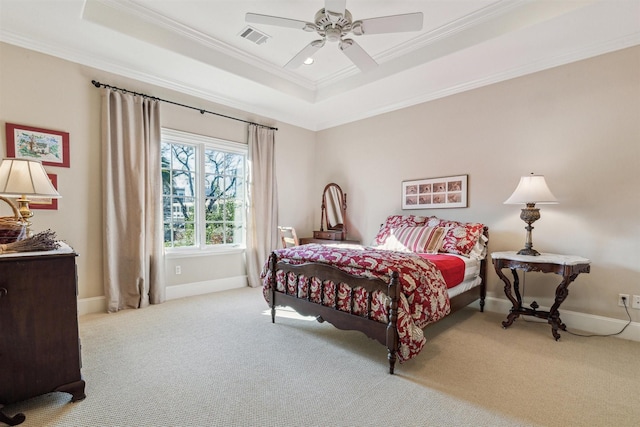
(175, 265), (181, 275)
(618, 294), (629, 307)
(632, 295), (640, 310)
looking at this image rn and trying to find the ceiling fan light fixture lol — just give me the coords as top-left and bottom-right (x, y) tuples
(325, 27), (342, 42)
(303, 57), (314, 65)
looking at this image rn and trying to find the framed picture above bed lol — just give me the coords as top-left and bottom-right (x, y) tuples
(402, 174), (468, 209)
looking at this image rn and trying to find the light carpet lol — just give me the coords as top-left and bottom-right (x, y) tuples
(3, 287), (639, 427)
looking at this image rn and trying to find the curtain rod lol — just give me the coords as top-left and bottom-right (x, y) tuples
(91, 80), (278, 131)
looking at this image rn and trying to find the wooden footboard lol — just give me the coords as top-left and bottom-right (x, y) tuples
(270, 255), (401, 373)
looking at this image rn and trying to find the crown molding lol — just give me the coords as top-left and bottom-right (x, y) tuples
(315, 33), (640, 130)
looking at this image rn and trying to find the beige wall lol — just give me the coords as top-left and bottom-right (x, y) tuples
(316, 46), (640, 322)
(0, 42), (317, 307)
(2, 41), (638, 325)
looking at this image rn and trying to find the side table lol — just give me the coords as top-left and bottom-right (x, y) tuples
(491, 251), (590, 340)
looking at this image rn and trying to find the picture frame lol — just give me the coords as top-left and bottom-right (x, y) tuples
(5, 123), (70, 167)
(402, 174), (468, 209)
(29, 173), (58, 210)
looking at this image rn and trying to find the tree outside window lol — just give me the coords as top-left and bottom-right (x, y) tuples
(161, 129), (246, 250)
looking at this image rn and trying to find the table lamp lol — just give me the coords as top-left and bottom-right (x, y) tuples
(0, 158), (61, 234)
(504, 173), (557, 256)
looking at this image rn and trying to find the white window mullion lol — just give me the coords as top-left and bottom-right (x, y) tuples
(196, 144), (205, 249)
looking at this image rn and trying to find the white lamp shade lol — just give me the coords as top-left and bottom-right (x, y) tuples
(0, 158), (61, 198)
(504, 174), (557, 205)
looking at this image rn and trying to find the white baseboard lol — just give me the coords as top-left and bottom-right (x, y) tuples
(79, 288), (639, 342)
(474, 297), (640, 342)
(78, 296), (108, 316)
(77, 276), (248, 316)
(165, 276), (248, 300)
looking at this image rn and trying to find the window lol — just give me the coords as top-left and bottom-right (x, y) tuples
(161, 129), (247, 252)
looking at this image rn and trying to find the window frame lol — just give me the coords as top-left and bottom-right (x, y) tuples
(161, 128), (248, 256)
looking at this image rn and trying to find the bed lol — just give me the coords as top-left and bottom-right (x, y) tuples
(260, 215), (488, 374)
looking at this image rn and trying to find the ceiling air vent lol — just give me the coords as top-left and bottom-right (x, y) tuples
(239, 26), (270, 45)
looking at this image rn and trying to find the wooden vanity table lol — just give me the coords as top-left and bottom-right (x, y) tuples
(302, 182), (360, 245)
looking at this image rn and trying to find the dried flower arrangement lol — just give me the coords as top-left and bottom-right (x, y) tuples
(0, 229), (60, 254)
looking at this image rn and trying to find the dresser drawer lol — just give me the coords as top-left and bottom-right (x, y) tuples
(300, 238), (361, 246)
(313, 230), (342, 240)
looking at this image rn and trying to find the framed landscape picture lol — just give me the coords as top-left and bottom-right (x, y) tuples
(402, 175), (468, 209)
(5, 123), (70, 167)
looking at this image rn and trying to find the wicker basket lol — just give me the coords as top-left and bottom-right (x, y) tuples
(0, 195), (27, 244)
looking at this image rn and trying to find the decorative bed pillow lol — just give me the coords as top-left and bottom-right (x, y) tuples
(381, 226), (447, 253)
(426, 216), (443, 227)
(372, 215), (433, 246)
(437, 220), (485, 257)
(468, 232), (489, 260)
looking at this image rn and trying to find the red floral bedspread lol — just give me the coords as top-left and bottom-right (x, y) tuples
(260, 244), (451, 362)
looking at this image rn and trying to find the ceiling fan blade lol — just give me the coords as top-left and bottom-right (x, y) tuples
(285, 40), (325, 69)
(246, 13), (314, 31)
(339, 39), (377, 72)
(355, 12), (423, 35)
(325, 0), (346, 16)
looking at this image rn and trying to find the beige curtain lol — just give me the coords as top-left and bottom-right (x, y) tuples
(246, 124), (279, 288)
(101, 88), (165, 312)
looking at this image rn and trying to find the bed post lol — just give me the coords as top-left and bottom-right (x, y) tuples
(479, 226), (489, 312)
(386, 271), (400, 374)
(269, 252), (277, 323)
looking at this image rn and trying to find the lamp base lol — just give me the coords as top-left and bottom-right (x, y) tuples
(518, 204), (541, 256)
(517, 247), (540, 256)
(16, 195), (33, 238)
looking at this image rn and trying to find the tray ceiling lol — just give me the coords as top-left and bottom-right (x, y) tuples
(1, 0), (639, 130)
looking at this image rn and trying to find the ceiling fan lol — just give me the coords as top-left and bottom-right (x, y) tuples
(246, 0), (423, 72)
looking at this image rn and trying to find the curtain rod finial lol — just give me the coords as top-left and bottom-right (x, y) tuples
(92, 80), (101, 88)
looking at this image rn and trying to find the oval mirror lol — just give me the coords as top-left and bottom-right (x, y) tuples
(321, 183), (347, 239)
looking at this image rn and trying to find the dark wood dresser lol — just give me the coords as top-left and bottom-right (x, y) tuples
(0, 245), (85, 425)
